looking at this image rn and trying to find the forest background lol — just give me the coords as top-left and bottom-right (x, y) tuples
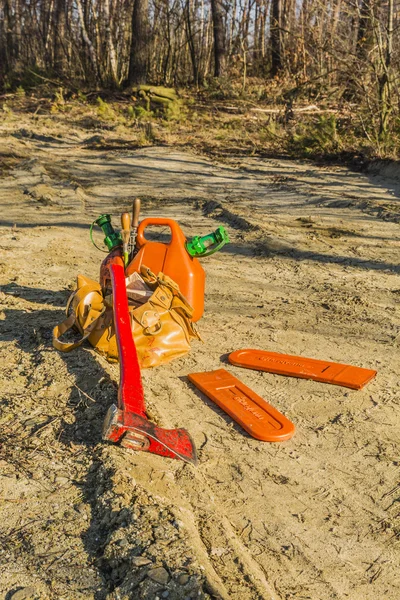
(1, 0), (400, 161)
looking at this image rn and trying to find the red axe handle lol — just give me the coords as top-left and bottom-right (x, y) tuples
(110, 262), (146, 417)
(102, 262), (197, 465)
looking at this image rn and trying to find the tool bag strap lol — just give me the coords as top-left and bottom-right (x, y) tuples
(138, 266), (201, 341)
(52, 308), (106, 352)
(53, 279), (106, 352)
(140, 266), (194, 318)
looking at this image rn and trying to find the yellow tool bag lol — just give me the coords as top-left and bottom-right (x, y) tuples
(53, 266), (201, 368)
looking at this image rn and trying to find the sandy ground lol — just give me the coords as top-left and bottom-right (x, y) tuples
(0, 119), (400, 600)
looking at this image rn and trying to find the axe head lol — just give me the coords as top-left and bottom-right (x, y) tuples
(103, 405), (197, 466)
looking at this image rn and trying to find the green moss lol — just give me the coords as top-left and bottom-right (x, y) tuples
(50, 87), (66, 113)
(131, 85), (183, 121)
(96, 97), (116, 120)
(290, 115), (340, 156)
(131, 105), (153, 119)
(77, 90), (87, 103)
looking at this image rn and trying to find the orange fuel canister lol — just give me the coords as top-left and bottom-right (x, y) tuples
(126, 218), (205, 322)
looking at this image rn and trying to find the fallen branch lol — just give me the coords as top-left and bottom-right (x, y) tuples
(250, 105), (337, 114)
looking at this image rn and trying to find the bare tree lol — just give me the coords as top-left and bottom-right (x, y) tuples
(53, 0), (67, 75)
(128, 0), (149, 85)
(185, 0), (199, 84)
(0, 0), (398, 154)
(378, 0), (394, 138)
(76, 0), (100, 82)
(270, 0), (282, 76)
(210, 0), (226, 77)
(357, 0), (375, 60)
(103, 0), (119, 86)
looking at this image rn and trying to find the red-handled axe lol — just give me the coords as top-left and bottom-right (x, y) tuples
(102, 261), (197, 465)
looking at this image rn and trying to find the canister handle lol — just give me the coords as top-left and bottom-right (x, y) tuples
(136, 218), (186, 247)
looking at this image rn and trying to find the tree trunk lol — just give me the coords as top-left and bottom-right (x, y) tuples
(4, 0), (15, 66)
(270, 0), (282, 76)
(379, 0), (394, 139)
(185, 0), (199, 85)
(53, 0), (67, 75)
(104, 0), (119, 86)
(76, 0), (100, 82)
(14, 0), (22, 60)
(128, 0), (149, 85)
(228, 0), (237, 58)
(331, 0), (342, 41)
(357, 0), (374, 61)
(0, 1), (10, 83)
(210, 0), (226, 77)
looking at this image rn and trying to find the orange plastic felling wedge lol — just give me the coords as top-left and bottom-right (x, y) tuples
(188, 369), (295, 442)
(229, 350), (377, 390)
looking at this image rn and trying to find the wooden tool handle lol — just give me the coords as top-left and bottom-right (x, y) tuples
(121, 229), (130, 244)
(121, 212), (131, 231)
(132, 198), (141, 229)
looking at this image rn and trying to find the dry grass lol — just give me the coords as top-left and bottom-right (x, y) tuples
(1, 80), (398, 164)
